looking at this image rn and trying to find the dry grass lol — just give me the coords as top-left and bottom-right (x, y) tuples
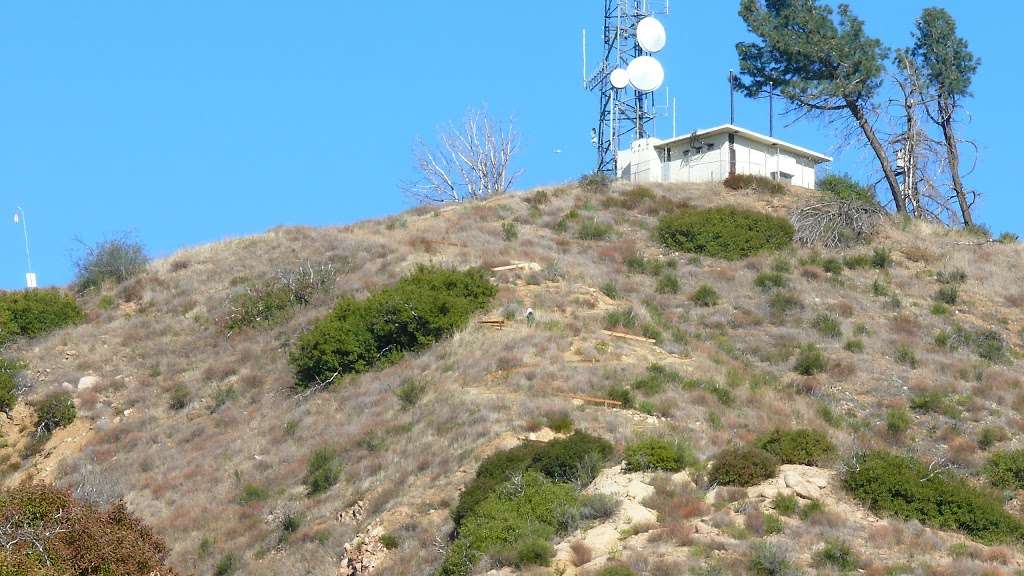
(0, 180), (1021, 574)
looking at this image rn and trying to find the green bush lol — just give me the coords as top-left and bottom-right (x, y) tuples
(708, 446), (779, 487)
(73, 234), (149, 290)
(215, 553), (240, 576)
(452, 432), (612, 529)
(33, 391), (76, 435)
(623, 437), (696, 472)
(772, 493), (799, 515)
(983, 450), (1024, 490)
(755, 429), (836, 466)
(579, 172), (613, 194)
(885, 408), (912, 437)
(949, 324), (1008, 363)
(655, 273), (680, 294)
(577, 219), (614, 241)
(894, 345), (918, 369)
(304, 447), (342, 495)
(793, 344), (827, 375)
(543, 410), (574, 434)
(656, 207), (794, 261)
(606, 385), (634, 408)
(754, 271), (787, 292)
(819, 174), (875, 204)
(0, 358), (23, 414)
(814, 539), (858, 571)
(871, 247), (892, 269)
(845, 451), (1024, 544)
(811, 314), (842, 339)
(596, 566), (637, 576)
(224, 283), (295, 332)
(934, 285), (959, 306)
(844, 339), (865, 353)
(501, 221), (518, 242)
(723, 173), (786, 194)
(290, 266), (495, 388)
(748, 541), (798, 576)
(0, 289), (84, 344)
(632, 363), (679, 396)
(493, 536), (554, 568)
(691, 284), (720, 307)
(454, 471), (576, 570)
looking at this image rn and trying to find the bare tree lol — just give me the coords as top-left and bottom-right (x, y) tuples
(402, 109), (522, 205)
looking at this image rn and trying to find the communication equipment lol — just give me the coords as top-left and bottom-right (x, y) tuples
(627, 56), (664, 92)
(636, 17), (667, 53)
(609, 68), (630, 90)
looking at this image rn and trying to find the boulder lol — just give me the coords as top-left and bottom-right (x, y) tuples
(77, 375), (101, 391)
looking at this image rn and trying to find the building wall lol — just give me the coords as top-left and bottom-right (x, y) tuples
(620, 133), (820, 189)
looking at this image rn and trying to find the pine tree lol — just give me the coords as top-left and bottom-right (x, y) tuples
(911, 7), (981, 228)
(735, 0), (906, 213)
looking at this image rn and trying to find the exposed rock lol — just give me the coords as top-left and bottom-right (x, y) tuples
(780, 465), (830, 501)
(77, 375), (101, 391)
(670, 470), (695, 489)
(340, 520), (387, 575)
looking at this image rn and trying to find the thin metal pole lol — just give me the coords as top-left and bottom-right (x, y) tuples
(16, 207), (32, 274)
(769, 81), (774, 137)
(672, 97), (677, 137)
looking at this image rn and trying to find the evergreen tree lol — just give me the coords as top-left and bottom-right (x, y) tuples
(911, 7), (981, 228)
(735, 0), (906, 213)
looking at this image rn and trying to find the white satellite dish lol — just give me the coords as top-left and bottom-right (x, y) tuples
(627, 56), (665, 92)
(636, 16), (667, 53)
(609, 68), (629, 89)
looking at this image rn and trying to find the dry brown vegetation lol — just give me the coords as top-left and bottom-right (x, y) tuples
(0, 179), (1022, 575)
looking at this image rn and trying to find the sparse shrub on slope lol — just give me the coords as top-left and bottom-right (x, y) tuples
(33, 391), (76, 436)
(73, 234), (149, 290)
(0, 483), (177, 575)
(790, 198), (884, 248)
(819, 173), (875, 204)
(0, 357), (23, 414)
(845, 451), (1024, 544)
(724, 174), (786, 195)
(290, 266), (495, 388)
(656, 207), (794, 261)
(755, 429), (836, 466)
(225, 262), (337, 332)
(0, 289), (83, 345)
(708, 446), (779, 487)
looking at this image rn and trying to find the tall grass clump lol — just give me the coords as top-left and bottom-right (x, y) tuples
(0, 357), (24, 413)
(656, 207), (793, 261)
(724, 174), (785, 194)
(290, 266), (495, 388)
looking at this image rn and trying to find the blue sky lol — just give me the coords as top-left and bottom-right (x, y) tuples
(2, 1), (1020, 289)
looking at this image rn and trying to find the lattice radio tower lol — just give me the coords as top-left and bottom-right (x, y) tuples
(584, 0), (670, 174)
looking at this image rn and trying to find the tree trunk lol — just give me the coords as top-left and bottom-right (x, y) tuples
(939, 99), (974, 227)
(847, 98), (907, 213)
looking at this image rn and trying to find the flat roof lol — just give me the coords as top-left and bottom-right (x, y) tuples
(654, 124), (833, 163)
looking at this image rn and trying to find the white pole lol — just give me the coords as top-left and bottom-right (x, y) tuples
(673, 97), (677, 137)
(16, 206), (34, 288)
(582, 29), (587, 88)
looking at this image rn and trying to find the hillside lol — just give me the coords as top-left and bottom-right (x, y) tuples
(2, 179), (1024, 575)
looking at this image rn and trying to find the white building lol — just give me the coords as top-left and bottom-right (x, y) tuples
(617, 124), (832, 189)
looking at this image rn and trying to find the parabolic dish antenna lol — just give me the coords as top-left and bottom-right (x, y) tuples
(627, 56), (664, 92)
(609, 68), (630, 89)
(636, 16), (667, 53)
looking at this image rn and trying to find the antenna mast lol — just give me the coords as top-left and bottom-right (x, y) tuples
(13, 207), (36, 288)
(585, 0), (669, 175)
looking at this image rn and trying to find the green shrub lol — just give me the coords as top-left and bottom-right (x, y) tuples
(909, 390), (960, 418)
(691, 284), (720, 307)
(623, 437), (696, 472)
(755, 429), (836, 466)
(0, 289), (84, 344)
(811, 314), (842, 339)
(708, 446), (779, 487)
(871, 247), (892, 269)
(0, 358), (23, 414)
(983, 450), (1024, 490)
(452, 432), (612, 529)
(168, 383), (190, 411)
(395, 379), (427, 410)
(456, 471), (576, 566)
(579, 172), (613, 194)
(819, 174), (875, 204)
(748, 541), (798, 576)
(844, 339), (865, 353)
(73, 234), (149, 290)
(821, 257), (844, 275)
(577, 219), (614, 240)
(894, 345), (918, 369)
(772, 493), (799, 516)
(754, 271), (787, 292)
(656, 207), (793, 261)
(238, 483), (270, 504)
(723, 173), (786, 194)
(604, 308), (638, 330)
(606, 385), (634, 408)
(655, 273), (680, 294)
(885, 408), (912, 437)
(578, 493), (620, 521)
(978, 426), (1008, 451)
(378, 533), (399, 550)
(215, 553), (240, 576)
(842, 254), (872, 269)
(934, 285), (959, 306)
(493, 536), (554, 568)
(33, 391), (76, 435)
(936, 269), (968, 285)
(632, 363), (678, 396)
(814, 539), (858, 571)
(793, 344), (827, 375)
(304, 447), (342, 495)
(949, 324), (1008, 363)
(224, 282), (295, 332)
(600, 281), (619, 300)
(290, 266), (495, 388)
(544, 410), (574, 434)
(768, 291), (802, 322)
(596, 566), (637, 576)
(845, 451), (1024, 544)
(501, 221), (518, 241)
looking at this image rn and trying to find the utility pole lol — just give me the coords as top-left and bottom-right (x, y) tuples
(13, 207), (36, 288)
(769, 81), (774, 137)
